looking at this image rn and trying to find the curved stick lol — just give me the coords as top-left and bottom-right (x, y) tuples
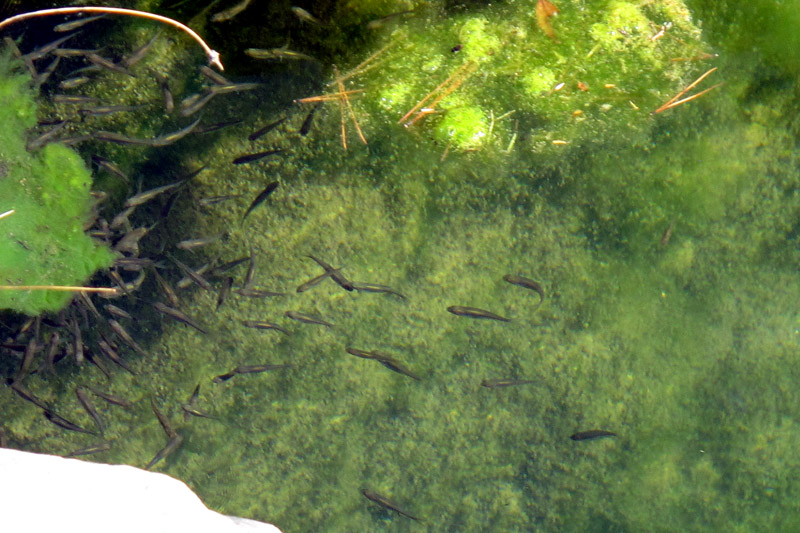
(0, 6), (223, 70)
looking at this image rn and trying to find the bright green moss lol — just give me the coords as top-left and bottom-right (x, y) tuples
(0, 51), (113, 315)
(435, 105), (488, 149)
(458, 17), (500, 63)
(522, 66), (557, 97)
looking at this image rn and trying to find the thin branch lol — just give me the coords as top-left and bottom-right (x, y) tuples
(0, 6), (223, 70)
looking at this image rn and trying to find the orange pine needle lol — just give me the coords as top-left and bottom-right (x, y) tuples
(333, 66), (348, 150)
(400, 61), (476, 126)
(654, 67), (719, 113)
(294, 89), (364, 104)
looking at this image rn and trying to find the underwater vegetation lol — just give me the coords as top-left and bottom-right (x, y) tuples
(2, 0), (800, 531)
(0, 50), (113, 315)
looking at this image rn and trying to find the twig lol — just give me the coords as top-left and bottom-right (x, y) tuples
(0, 6), (223, 70)
(294, 89), (364, 104)
(0, 285), (118, 293)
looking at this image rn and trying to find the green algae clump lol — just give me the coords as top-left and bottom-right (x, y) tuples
(0, 51), (113, 315)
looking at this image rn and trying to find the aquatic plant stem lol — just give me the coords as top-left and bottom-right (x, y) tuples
(0, 6), (224, 70)
(0, 285), (118, 294)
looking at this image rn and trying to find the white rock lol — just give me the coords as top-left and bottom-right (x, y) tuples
(0, 448), (281, 533)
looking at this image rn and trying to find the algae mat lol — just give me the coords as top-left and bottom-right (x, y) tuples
(2, 1), (800, 531)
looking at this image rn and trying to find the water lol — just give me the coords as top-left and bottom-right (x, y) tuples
(2, 1), (800, 531)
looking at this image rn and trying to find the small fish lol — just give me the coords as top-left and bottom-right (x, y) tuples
(345, 348), (421, 381)
(151, 118), (201, 147)
(179, 91), (215, 117)
(76, 386), (105, 433)
(97, 338), (137, 375)
(503, 274), (545, 308)
(245, 48), (316, 61)
(146, 433), (183, 470)
(113, 226), (151, 255)
(248, 117), (287, 141)
(152, 268), (180, 307)
(176, 263), (211, 289)
(43, 332), (61, 374)
(151, 397), (178, 438)
(285, 311), (333, 328)
(570, 429), (616, 441)
(86, 52), (132, 76)
(91, 154), (129, 183)
(153, 71), (174, 113)
(79, 104), (143, 116)
(65, 441), (112, 457)
(241, 320), (290, 335)
(87, 386), (133, 408)
(27, 120), (67, 150)
(54, 14), (106, 33)
(244, 246), (257, 287)
(660, 221), (675, 247)
(22, 32), (78, 61)
(52, 94), (98, 104)
(242, 181), (279, 220)
(214, 363), (290, 383)
(299, 104), (320, 135)
(114, 257), (158, 271)
(121, 32), (160, 68)
(198, 194), (242, 207)
(351, 282), (406, 299)
(307, 255), (354, 291)
(44, 410), (96, 435)
(153, 302), (209, 334)
(194, 119), (243, 135)
(71, 318), (84, 365)
(216, 277), (234, 311)
(211, 0), (253, 22)
(447, 306), (511, 322)
(291, 6), (323, 25)
(361, 489), (420, 521)
(84, 349), (112, 378)
(104, 304), (132, 320)
(182, 384), (204, 421)
(10, 380), (50, 410)
(53, 47), (102, 58)
(199, 65), (231, 85)
(58, 75), (92, 89)
(33, 56), (60, 89)
(212, 371), (236, 383)
(176, 236), (219, 250)
(481, 378), (536, 388)
(181, 403), (215, 418)
(16, 337), (36, 383)
(108, 319), (148, 357)
(296, 272), (332, 293)
(209, 82), (261, 95)
(210, 256), (250, 277)
(165, 252), (212, 291)
(232, 149), (283, 165)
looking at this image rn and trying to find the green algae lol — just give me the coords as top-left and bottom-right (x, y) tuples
(2, 0), (800, 531)
(0, 50), (113, 315)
